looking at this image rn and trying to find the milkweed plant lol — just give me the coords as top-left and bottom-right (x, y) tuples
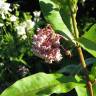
(0, 0), (96, 96)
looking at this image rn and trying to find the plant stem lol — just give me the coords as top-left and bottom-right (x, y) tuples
(71, 11), (79, 39)
(69, 0), (79, 39)
(69, 1), (94, 96)
(77, 47), (93, 96)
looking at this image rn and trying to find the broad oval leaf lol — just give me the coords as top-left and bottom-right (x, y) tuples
(39, 0), (75, 42)
(1, 72), (80, 96)
(78, 24), (96, 57)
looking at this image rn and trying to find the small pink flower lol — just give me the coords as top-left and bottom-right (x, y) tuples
(32, 24), (62, 63)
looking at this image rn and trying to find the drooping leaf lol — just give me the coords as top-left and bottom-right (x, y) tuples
(57, 58), (96, 75)
(39, 0), (75, 42)
(57, 64), (79, 75)
(78, 24), (96, 57)
(85, 58), (96, 65)
(1, 72), (82, 96)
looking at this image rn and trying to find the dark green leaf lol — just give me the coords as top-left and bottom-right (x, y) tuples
(57, 58), (96, 75)
(57, 64), (79, 75)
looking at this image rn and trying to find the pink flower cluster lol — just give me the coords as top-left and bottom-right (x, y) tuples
(32, 24), (62, 63)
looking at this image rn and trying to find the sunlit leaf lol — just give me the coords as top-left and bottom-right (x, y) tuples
(75, 86), (89, 96)
(89, 62), (96, 81)
(93, 83), (96, 95)
(78, 24), (96, 57)
(1, 72), (82, 96)
(39, 0), (75, 42)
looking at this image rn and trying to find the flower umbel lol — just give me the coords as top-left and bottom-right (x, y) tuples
(16, 20), (35, 39)
(32, 24), (62, 63)
(0, 0), (11, 19)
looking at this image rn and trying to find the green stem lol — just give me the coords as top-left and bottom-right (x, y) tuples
(77, 47), (93, 96)
(69, 0), (79, 39)
(69, 1), (94, 96)
(70, 10), (79, 39)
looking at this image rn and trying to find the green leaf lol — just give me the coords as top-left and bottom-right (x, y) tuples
(75, 80), (96, 96)
(93, 83), (96, 95)
(75, 86), (89, 96)
(1, 72), (81, 96)
(78, 24), (96, 57)
(85, 58), (96, 65)
(39, 0), (75, 42)
(89, 62), (96, 81)
(57, 64), (79, 75)
(90, 63), (96, 76)
(57, 58), (96, 75)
